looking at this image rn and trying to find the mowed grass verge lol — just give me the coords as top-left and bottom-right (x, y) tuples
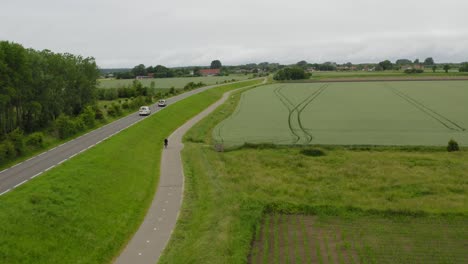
(159, 89), (467, 263)
(0, 79), (263, 264)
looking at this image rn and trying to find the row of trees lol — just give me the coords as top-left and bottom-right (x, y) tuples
(0, 41), (99, 136)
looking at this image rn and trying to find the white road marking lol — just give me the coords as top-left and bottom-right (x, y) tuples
(44, 165), (55, 172)
(14, 180), (28, 188)
(146, 240), (150, 243)
(57, 159), (67, 165)
(69, 153), (77, 159)
(0, 189), (11, 196)
(31, 172), (42, 178)
(0, 169), (7, 174)
(49, 147), (57, 151)
(138, 253), (142, 256)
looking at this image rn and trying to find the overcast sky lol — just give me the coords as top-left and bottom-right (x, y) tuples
(1, 0), (467, 68)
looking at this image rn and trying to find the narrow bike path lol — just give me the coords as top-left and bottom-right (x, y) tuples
(115, 80), (265, 264)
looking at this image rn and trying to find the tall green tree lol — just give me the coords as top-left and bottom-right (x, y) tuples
(443, 64), (450, 73)
(210, 60), (222, 69)
(378, 60), (393, 71)
(424, 57), (435, 65)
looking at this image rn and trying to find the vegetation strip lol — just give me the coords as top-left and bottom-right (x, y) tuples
(0, 79), (262, 264)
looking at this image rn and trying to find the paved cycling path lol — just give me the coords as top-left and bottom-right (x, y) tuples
(115, 79), (265, 264)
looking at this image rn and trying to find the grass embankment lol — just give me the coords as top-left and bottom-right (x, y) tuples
(159, 89), (468, 263)
(0, 79), (263, 264)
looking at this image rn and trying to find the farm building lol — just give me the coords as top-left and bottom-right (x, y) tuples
(199, 69), (220, 76)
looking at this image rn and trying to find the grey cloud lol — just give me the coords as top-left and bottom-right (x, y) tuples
(1, 0), (467, 67)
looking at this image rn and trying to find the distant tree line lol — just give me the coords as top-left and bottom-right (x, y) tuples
(0, 41), (100, 163)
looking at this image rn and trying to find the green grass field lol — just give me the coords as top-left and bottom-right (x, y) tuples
(0, 79), (263, 264)
(159, 88), (467, 263)
(214, 81), (468, 146)
(98, 75), (252, 89)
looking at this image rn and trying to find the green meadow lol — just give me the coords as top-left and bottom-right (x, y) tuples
(0, 79), (263, 264)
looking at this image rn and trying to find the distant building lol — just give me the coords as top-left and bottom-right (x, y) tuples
(401, 64), (424, 70)
(136, 73), (154, 80)
(199, 69), (220, 76)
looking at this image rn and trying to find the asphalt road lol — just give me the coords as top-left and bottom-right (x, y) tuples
(0, 80), (255, 196)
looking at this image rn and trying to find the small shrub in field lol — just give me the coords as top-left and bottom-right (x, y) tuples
(26, 132), (44, 148)
(300, 148), (326, 157)
(447, 139), (460, 152)
(122, 102), (129, 109)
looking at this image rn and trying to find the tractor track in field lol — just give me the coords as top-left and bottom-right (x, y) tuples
(274, 84), (328, 144)
(385, 84), (466, 132)
(274, 86), (301, 143)
(296, 84), (329, 144)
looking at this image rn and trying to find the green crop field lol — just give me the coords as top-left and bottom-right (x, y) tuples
(214, 81), (468, 147)
(160, 87), (468, 264)
(310, 70), (468, 80)
(250, 214), (467, 264)
(98, 75), (253, 89)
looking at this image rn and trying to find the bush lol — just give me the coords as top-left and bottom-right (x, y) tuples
(55, 115), (77, 139)
(145, 96), (153, 104)
(122, 102), (129, 109)
(447, 139), (460, 152)
(80, 106), (96, 128)
(7, 128), (25, 155)
(0, 141), (17, 162)
(300, 148), (326, 157)
(26, 132), (44, 148)
(94, 107), (104, 120)
(107, 103), (122, 117)
(404, 68), (424, 74)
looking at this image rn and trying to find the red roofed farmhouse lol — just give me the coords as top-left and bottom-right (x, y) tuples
(199, 68), (220, 76)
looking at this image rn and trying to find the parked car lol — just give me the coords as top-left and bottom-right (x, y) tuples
(158, 99), (167, 107)
(139, 106), (151, 116)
